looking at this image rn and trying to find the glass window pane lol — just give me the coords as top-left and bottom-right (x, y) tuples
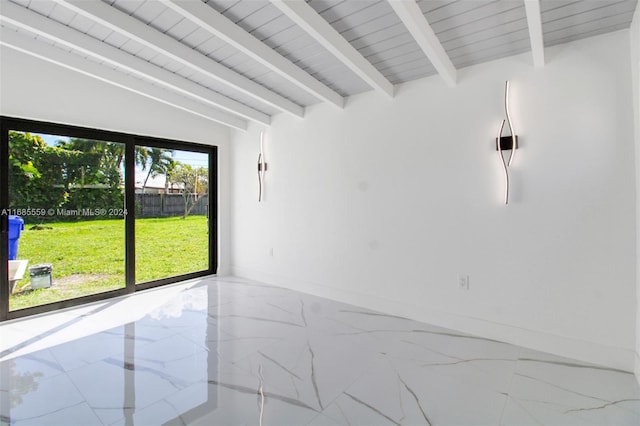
(134, 146), (209, 284)
(7, 131), (126, 311)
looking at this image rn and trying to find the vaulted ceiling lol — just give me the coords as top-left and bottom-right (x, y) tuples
(0, 0), (637, 130)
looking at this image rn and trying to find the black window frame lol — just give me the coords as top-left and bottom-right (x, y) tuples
(0, 116), (218, 321)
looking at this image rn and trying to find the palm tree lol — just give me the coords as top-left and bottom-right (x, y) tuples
(141, 148), (175, 193)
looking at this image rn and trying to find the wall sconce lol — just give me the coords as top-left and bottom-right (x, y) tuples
(257, 131), (267, 202)
(496, 80), (518, 205)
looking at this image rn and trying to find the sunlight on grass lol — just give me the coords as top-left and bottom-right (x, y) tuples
(136, 215), (209, 283)
(9, 216), (209, 311)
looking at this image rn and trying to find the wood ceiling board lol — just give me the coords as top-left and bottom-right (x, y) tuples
(203, 0), (239, 15)
(182, 72), (281, 116)
(416, 0), (458, 15)
(436, 6), (526, 43)
(374, 53), (432, 74)
(307, 0), (343, 15)
(289, 62), (370, 96)
(540, 0), (581, 14)
(235, 61), (273, 81)
(365, 40), (425, 67)
(147, 53), (173, 69)
(233, 2), (282, 32)
(83, 20), (114, 41)
(218, 50), (253, 71)
(133, 45), (162, 62)
(542, 1), (637, 32)
(179, 27), (214, 50)
(356, 32), (418, 57)
(541, 0), (630, 17)
(339, 11), (405, 43)
(267, 2), (380, 96)
(192, 35), (227, 58)
(452, 36), (531, 67)
(454, 42), (531, 69)
(164, 17), (197, 41)
(25, 0), (56, 17)
(120, 0), (165, 24)
(544, 12), (635, 44)
(209, 0), (267, 24)
(148, 7), (184, 34)
(429, 1), (524, 34)
(251, 72), (321, 106)
(371, 48), (434, 71)
(118, 37), (148, 57)
(312, 0), (385, 25)
(107, 0), (145, 15)
(442, 17), (528, 51)
(425, 0), (499, 24)
(3, 0), (273, 124)
(447, 27), (530, 58)
(102, 30), (131, 49)
(248, 14), (295, 42)
(349, 22), (414, 49)
(545, 21), (631, 47)
(67, 11), (97, 33)
(159, 59), (186, 75)
(207, 42), (243, 64)
(267, 31), (327, 60)
(322, 1), (395, 34)
(1, 26), (249, 130)
(166, 0), (345, 108)
(260, 27), (327, 63)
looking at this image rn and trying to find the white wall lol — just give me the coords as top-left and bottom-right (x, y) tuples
(631, 5), (640, 382)
(230, 30), (637, 371)
(0, 46), (232, 275)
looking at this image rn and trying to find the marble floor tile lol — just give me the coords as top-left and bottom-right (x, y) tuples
(1, 276), (638, 425)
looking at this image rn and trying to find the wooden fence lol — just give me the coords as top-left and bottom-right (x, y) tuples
(135, 193), (208, 218)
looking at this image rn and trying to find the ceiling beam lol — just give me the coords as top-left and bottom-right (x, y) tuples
(54, 0), (304, 118)
(0, 28), (248, 130)
(161, 0), (345, 109)
(524, 0), (545, 68)
(270, 0), (394, 98)
(387, 0), (456, 87)
(0, 1), (270, 126)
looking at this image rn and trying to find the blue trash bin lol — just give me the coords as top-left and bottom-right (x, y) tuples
(8, 215), (25, 260)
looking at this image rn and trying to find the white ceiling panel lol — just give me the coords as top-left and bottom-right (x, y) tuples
(453, 36), (532, 68)
(1, 0), (637, 130)
(84, 19), (114, 41)
(47, 2), (78, 25)
(24, 0), (56, 16)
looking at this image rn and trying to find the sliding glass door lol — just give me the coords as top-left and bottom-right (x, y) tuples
(6, 131), (126, 312)
(0, 117), (217, 321)
(134, 145), (211, 285)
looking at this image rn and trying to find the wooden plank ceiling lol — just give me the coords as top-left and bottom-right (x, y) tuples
(0, 0), (637, 130)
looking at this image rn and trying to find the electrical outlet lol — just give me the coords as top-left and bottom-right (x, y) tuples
(458, 274), (469, 290)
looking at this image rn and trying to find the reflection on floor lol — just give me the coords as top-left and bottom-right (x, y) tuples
(1, 277), (639, 425)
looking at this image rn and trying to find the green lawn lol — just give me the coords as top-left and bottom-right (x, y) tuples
(10, 216), (209, 311)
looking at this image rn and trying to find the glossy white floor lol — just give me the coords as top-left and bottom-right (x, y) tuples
(0, 277), (639, 426)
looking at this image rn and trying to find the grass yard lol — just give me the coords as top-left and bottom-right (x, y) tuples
(10, 216), (209, 311)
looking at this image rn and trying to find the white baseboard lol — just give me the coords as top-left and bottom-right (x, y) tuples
(231, 265), (636, 373)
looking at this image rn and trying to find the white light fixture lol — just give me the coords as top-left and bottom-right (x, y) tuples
(496, 80), (518, 205)
(257, 131), (267, 202)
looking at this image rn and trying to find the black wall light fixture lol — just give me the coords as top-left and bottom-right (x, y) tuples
(496, 80), (518, 205)
(257, 131), (267, 202)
